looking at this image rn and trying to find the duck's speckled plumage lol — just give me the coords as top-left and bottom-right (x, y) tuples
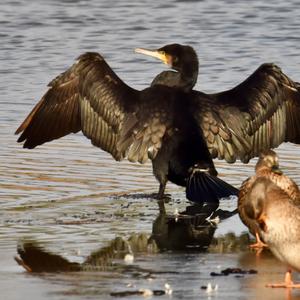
(256, 181), (300, 271)
(239, 150), (300, 287)
(238, 150), (300, 238)
(244, 176), (300, 288)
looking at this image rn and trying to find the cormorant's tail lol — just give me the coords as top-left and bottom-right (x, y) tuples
(15, 242), (81, 272)
(186, 170), (238, 204)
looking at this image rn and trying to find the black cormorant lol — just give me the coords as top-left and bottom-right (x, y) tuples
(15, 44), (300, 208)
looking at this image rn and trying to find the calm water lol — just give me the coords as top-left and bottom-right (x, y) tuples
(1, 0), (300, 299)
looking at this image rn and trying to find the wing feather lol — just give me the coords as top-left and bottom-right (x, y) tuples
(191, 63), (300, 163)
(15, 52), (141, 161)
(17, 53), (300, 168)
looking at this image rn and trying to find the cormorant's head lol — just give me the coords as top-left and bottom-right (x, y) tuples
(255, 150), (282, 174)
(135, 43), (198, 73)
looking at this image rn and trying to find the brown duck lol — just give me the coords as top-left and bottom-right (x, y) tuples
(238, 149), (300, 248)
(242, 176), (300, 288)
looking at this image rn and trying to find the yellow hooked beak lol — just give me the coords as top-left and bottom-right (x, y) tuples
(135, 48), (172, 66)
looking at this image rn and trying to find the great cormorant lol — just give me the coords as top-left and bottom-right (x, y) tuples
(238, 153), (300, 288)
(15, 44), (300, 208)
(238, 150), (300, 248)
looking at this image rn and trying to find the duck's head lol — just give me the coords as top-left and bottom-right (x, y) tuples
(255, 150), (282, 175)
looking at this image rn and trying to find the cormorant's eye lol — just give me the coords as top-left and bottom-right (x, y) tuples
(160, 51), (166, 56)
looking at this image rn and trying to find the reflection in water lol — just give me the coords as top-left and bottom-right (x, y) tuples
(152, 205), (217, 251)
(15, 210), (300, 300)
(151, 212), (217, 251)
(15, 204), (240, 272)
(238, 251), (300, 300)
(15, 233), (157, 273)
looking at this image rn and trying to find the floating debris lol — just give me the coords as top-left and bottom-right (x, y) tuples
(140, 289), (153, 297)
(206, 282), (218, 294)
(164, 283), (172, 295)
(210, 267), (258, 276)
(110, 289), (166, 297)
(200, 282), (218, 294)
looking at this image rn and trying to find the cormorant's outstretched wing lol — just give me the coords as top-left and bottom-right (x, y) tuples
(16, 52), (140, 161)
(16, 52), (174, 164)
(191, 63), (300, 163)
(15, 59), (82, 147)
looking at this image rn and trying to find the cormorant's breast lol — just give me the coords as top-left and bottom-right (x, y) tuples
(157, 91), (215, 186)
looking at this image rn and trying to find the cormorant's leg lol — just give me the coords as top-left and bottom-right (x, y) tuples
(157, 183), (166, 199)
(157, 183), (166, 214)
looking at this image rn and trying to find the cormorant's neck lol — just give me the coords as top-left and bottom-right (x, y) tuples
(177, 52), (199, 91)
(180, 63), (198, 91)
(151, 61), (198, 92)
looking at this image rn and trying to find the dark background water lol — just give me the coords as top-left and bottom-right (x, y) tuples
(1, 0), (300, 299)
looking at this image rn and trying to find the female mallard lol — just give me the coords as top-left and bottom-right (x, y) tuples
(238, 150), (300, 248)
(242, 176), (300, 288)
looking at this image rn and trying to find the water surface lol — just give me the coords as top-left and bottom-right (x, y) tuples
(1, 0), (300, 299)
